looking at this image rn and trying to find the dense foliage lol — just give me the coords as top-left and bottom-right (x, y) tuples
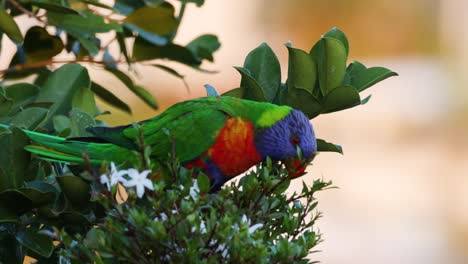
(0, 0), (396, 263)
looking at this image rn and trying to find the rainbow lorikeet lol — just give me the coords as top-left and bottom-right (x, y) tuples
(7, 96), (317, 191)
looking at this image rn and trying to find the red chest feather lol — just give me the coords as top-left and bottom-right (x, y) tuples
(208, 117), (261, 177)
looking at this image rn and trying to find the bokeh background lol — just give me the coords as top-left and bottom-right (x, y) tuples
(3, 0), (467, 263)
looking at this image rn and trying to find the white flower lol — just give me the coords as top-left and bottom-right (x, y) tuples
(122, 169), (154, 198)
(248, 223), (263, 234)
(100, 162), (127, 191)
(189, 180), (200, 200)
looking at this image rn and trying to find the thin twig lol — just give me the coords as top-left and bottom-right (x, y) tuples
(0, 58), (124, 75)
(7, 0), (47, 24)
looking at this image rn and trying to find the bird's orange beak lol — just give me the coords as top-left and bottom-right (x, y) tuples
(283, 152), (317, 179)
(284, 157), (307, 179)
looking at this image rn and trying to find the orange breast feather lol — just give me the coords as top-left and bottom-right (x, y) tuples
(208, 117), (262, 177)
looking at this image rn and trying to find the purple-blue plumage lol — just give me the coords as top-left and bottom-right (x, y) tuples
(254, 109), (317, 160)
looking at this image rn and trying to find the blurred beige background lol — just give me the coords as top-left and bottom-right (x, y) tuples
(2, 0), (467, 263)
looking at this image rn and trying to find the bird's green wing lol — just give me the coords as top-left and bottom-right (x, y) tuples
(88, 97), (237, 162)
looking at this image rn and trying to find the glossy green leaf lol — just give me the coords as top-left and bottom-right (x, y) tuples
(117, 32), (131, 65)
(48, 11), (122, 34)
(343, 60), (367, 85)
(0, 189), (32, 214)
(53, 115), (71, 133)
(16, 229), (54, 258)
(311, 37), (347, 95)
(197, 173), (210, 193)
(316, 138), (343, 154)
(56, 175), (91, 209)
(286, 46), (317, 94)
(35, 64), (91, 129)
(222, 87), (243, 98)
(114, 0), (145, 15)
(72, 87), (97, 116)
(124, 3), (177, 42)
(10, 107), (48, 130)
(0, 127), (30, 190)
(4, 83), (40, 115)
(23, 26), (64, 62)
(285, 88), (322, 119)
(133, 37), (201, 65)
(30, 0), (79, 14)
(91, 82), (131, 114)
(0, 94), (13, 117)
(19, 182), (57, 207)
(234, 67), (267, 102)
(351, 67), (398, 92)
(67, 31), (100, 56)
(0, 8), (23, 43)
(106, 68), (158, 109)
(321, 85), (361, 113)
(243, 43), (281, 102)
(69, 110), (96, 137)
(186, 34), (221, 62)
(177, 0), (205, 6)
(323, 27), (349, 56)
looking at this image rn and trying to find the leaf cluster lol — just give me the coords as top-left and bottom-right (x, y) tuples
(0, 0), (220, 113)
(60, 158), (331, 263)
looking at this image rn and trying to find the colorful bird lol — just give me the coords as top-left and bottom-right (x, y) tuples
(12, 96), (317, 191)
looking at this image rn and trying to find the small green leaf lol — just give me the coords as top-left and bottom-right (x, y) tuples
(0, 8), (23, 43)
(0, 94), (13, 117)
(132, 37), (201, 65)
(285, 88), (322, 119)
(67, 31), (100, 56)
(351, 67), (398, 92)
(56, 175), (91, 209)
(311, 37), (347, 95)
(10, 107), (48, 130)
(106, 68), (158, 109)
(243, 43), (281, 102)
(234, 67), (267, 102)
(286, 46), (317, 94)
(186, 34), (221, 62)
(53, 115), (71, 133)
(321, 85), (361, 113)
(197, 173), (210, 193)
(4, 83), (40, 115)
(30, 0), (79, 14)
(323, 27), (349, 56)
(35, 64), (91, 129)
(69, 110), (96, 137)
(124, 3), (177, 41)
(0, 127), (30, 190)
(150, 64), (189, 90)
(0, 189), (32, 214)
(316, 138), (343, 154)
(222, 87), (243, 98)
(23, 26), (64, 62)
(16, 228), (54, 258)
(91, 82), (131, 114)
(72, 87), (97, 116)
(177, 0), (204, 6)
(48, 11), (122, 34)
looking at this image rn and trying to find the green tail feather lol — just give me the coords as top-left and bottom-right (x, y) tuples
(0, 123), (135, 165)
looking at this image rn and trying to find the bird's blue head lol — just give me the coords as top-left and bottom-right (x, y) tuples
(254, 109), (317, 177)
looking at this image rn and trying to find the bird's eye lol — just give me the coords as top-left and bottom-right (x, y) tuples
(291, 135), (300, 146)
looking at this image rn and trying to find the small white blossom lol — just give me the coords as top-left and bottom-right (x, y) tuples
(122, 169), (154, 198)
(248, 223), (264, 234)
(99, 162), (127, 191)
(154, 213), (168, 222)
(189, 180), (200, 200)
